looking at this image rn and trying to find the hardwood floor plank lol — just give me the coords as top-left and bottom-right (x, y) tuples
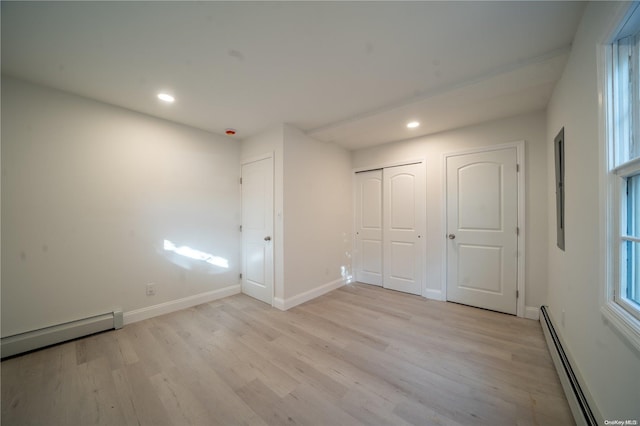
(393, 399), (468, 426)
(1, 283), (574, 425)
(71, 357), (128, 426)
(281, 383), (364, 426)
(238, 330), (349, 399)
(235, 378), (296, 426)
(339, 387), (414, 426)
(210, 329), (300, 398)
(111, 364), (173, 426)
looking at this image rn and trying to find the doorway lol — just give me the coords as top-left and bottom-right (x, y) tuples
(445, 143), (524, 315)
(241, 155), (274, 305)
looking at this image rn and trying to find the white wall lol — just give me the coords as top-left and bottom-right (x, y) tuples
(546, 2), (640, 420)
(282, 125), (352, 302)
(241, 125), (352, 308)
(352, 111), (548, 315)
(1, 76), (241, 337)
(241, 125), (285, 301)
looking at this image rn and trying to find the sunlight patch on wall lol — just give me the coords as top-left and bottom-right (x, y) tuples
(163, 239), (229, 269)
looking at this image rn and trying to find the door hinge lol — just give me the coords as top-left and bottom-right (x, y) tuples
(516, 164), (520, 172)
(240, 273), (243, 279)
(240, 177), (243, 184)
(516, 227), (520, 236)
(239, 225), (242, 232)
(516, 290), (519, 299)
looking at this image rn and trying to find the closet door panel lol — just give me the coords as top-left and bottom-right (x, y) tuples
(383, 164), (425, 295)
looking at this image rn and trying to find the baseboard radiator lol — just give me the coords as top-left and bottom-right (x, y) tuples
(1, 310), (123, 359)
(539, 305), (597, 426)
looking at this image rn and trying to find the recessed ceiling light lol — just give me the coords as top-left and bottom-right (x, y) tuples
(407, 121), (420, 129)
(157, 93), (175, 103)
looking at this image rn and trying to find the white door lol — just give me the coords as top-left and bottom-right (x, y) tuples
(354, 170), (383, 286)
(241, 157), (274, 305)
(446, 148), (518, 315)
(383, 163), (425, 295)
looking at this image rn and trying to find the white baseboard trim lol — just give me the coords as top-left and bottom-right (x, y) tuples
(423, 288), (444, 301)
(123, 284), (241, 325)
(525, 306), (540, 320)
(273, 278), (346, 311)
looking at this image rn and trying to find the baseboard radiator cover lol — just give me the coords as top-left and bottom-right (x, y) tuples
(1, 310), (123, 359)
(539, 305), (597, 426)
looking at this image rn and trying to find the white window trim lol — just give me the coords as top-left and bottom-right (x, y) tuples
(598, 5), (640, 351)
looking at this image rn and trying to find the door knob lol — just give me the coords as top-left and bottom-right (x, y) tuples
(264, 236), (271, 241)
(448, 234), (456, 240)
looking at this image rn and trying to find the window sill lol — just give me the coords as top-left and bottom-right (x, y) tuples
(601, 301), (640, 352)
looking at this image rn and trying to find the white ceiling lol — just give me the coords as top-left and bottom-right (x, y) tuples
(1, 1), (585, 150)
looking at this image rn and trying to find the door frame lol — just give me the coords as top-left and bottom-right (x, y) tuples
(442, 141), (525, 317)
(241, 152), (275, 306)
(352, 158), (427, 296)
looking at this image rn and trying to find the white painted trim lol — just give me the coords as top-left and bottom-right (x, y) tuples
(352, 158), (425, 174)
(516, 141), (526, 318)
(273, 297), (286, 310)
(601, 302), (640, 350)
(611, 155), (640, 175)
(524, 306), (539, 321)
(241, 152), (276, 307)
(597, 8), (640, 353)
(241, 151), (274, 166)
(442, 140), (525, 158)
(351, 168), (363, 284)
(442, 141), (526, 317)
(123, 284), (241, 325)
(423, 288), (444, 301)
(273, 278), (346, 311)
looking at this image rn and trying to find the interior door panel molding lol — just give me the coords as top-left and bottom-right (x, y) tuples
(354, 161), (426, 295)
(443, 141), (525, 317)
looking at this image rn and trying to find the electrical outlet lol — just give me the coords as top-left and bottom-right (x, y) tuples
(146, 283), (156, 296)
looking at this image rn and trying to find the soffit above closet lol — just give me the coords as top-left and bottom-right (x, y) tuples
(1, 2), (585, 149)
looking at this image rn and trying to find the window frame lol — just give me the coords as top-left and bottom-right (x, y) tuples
(599, 2), (640, 351)
(612, 160), (640, 321)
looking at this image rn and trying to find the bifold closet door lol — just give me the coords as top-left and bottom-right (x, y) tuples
(354, 169), (383, 286)
(355, 164), (425, 295)
(383, 163), (425, 295)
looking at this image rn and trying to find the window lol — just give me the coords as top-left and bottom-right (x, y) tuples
(623, 174), (640, 312)
(601, 2), (640, 349)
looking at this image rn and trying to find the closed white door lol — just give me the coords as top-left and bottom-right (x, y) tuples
(383, 163), (425, 295)
(354, 169), (383, 286)
(241, 157), (274, 305)
(446, 148), (518, 315)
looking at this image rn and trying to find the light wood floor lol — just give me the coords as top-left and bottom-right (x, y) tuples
(1, 283), (574, 426)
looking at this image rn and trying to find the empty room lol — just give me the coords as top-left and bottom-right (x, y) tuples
(1, 1), (639, 425)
